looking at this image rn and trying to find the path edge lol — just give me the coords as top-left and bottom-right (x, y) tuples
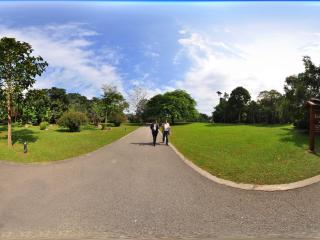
(168, 142), (320, 191)
(0, 126), (140, 166)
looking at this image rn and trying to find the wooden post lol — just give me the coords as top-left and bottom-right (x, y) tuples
(309, 105), (315, 152)
(307, 98), (320, 153)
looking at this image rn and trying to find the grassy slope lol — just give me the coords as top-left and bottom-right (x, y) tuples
(170, 123), (320, 184)
(0, 124), (139, 163)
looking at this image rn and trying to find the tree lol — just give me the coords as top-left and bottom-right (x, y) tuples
(101, 84), (128, 123)
(47, 87), (69, 123)
(144, 90), (198, 124)
(23, 89), (51, 124)
(284, 56), (320, 128)
(88, 97), (104, 126)
(213, 92), (229, 123)
(129, 87), (148, 123)
(228, 87), (251, 122)
(67, 93), (89, 113)
(0, 37), (47, 146)
(257, 90), (282, 124)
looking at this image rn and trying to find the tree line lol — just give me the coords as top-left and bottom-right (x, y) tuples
(0, 85), (129, 126)
(213, 56), (320, 128)
(1, 37), (318, 146)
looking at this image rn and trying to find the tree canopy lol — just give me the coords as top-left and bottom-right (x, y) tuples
(0, 37), (48, 145)
(143, 90), (198, 123)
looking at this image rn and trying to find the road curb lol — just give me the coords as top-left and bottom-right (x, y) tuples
(168, 142), (320, 191)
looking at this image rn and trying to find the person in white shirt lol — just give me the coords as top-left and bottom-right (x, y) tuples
(163, 120), (170, 145)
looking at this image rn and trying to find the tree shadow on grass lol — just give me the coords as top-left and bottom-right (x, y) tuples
(11, 128), (39, 145)
(278, 127), (311, 149)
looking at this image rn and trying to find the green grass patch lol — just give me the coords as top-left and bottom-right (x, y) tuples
(170, 123), (320, 184)
(0, 123), (138, 163)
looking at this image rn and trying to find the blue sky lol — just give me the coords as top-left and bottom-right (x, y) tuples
(1, 2), (320, 113)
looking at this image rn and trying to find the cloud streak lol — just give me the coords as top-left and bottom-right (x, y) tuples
(0, 23), (124, 98)
(175, 27), (320, 114)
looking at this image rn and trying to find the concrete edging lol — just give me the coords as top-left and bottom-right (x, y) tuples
(168, 142), (320, 191)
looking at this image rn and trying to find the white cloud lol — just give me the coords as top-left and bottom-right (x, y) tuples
(0, 23), (124, 98)
(175, 28), (320, 114)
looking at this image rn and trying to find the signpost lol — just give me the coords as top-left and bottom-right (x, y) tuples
(307, 98), (320, 153)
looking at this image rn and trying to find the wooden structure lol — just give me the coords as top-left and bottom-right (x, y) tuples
(307, 98), (320, 152)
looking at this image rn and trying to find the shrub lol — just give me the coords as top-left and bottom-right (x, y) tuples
(109, 113), (126, 127)
(57, 112), (88, 132)
(100, 123), (114, 130)
(39, 121), (49, 130)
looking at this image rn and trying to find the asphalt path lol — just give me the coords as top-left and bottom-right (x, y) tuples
(0, 126), (320, 239)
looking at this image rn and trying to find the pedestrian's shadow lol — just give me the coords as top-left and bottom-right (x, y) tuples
(131, 142), (160, 146)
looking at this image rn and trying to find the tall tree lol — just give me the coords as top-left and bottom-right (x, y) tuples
(47, 87), (69, 123)
(257, 90), (282, 124)
(284, 56), (320, 128)
(23, 89), (52, 124)
(0, 37), (47, 146)
(67, 93), (89, 113)
(144, 90), (198, 124)
(129, 87), (148, 122)
(228, 86), (251, 122)
(101, 84), (128, 123)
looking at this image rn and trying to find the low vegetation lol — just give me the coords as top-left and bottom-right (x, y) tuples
(57, 111), (88, 132)
(0, 123), (138, 163)
(170, 123), (320, 184)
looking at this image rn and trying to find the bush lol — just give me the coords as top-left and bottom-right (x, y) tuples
(57, 111), (88, 132)
(100, 123), (114, 130)
(109, 113), (126, 127)
(39, 121), (49, 130)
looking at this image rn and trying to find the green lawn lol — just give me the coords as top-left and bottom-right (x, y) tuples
(170, 123), (320, 184)
(0, 123), (139, 163)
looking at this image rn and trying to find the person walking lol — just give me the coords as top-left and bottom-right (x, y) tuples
(163, 120), (170, 145)
(150, 120), (159, 146)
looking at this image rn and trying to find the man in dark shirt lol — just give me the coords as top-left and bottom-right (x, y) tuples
(150, 120), (159, 146)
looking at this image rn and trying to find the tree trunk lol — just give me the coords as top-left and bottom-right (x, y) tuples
(105, 110), (108, 124)
(7, 90), (12, 147)
(171, 116), (174, 125)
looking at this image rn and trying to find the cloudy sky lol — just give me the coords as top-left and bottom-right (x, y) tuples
(1, 1), (320, 114)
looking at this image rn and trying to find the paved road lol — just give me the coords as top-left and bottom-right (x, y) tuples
(1, 126), (320, 239)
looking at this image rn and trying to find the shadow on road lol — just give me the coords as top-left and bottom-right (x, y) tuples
(130, 142), (162, 146)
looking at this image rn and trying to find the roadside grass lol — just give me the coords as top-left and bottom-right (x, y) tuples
(170, 123), (320, 184)
(0, 123), (139, 163)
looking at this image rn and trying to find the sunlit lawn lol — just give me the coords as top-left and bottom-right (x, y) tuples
(0, 123), (138, 163)
(170, 123), (320, 184)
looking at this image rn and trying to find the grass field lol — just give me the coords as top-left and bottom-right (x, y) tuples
(0, 123), (139, 163)
(170, 123), (320, 184)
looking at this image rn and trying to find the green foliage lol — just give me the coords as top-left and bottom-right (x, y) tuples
(143, 90), (198, 124)
(39, 121), (49, 130)
(228, 87), (251, 122)
(109, 113), (126, 127)
(88, 97), (104, 126)
(67, 93), (89, 113)
(0, 37), (48, 145)
(284, 56), (320, 128)
(100, 122), (114, 130)
(23, 89), (51, 124)
(47, 87), (69, 123)
(257, 90), (283, 124)
(57, 111), (88, 132)
(101, 84), (129, 123)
